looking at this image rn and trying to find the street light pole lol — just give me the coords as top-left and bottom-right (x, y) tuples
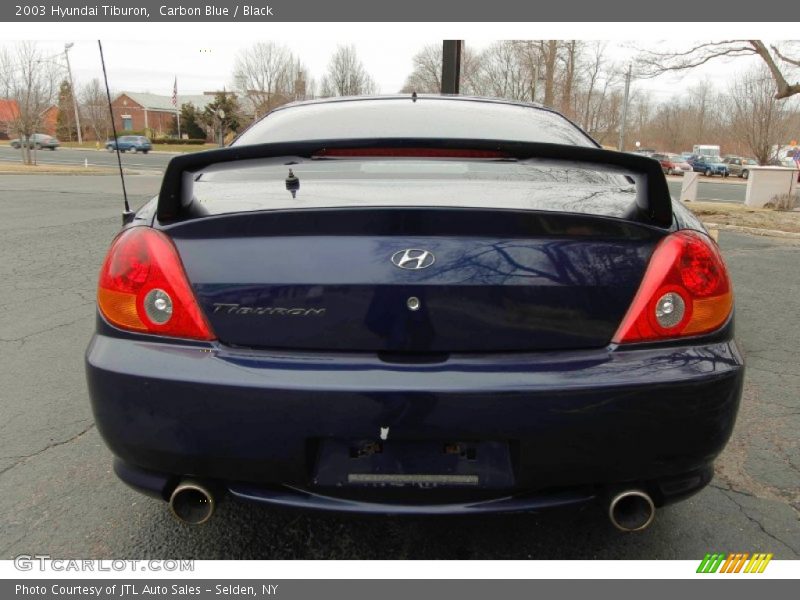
(64, 42), (82, 144)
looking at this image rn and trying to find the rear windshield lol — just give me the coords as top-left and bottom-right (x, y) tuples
(189, 99), (644, 219)
(192, 156), (635, 217)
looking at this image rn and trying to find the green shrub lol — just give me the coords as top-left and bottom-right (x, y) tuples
(111, 130), (147, 138)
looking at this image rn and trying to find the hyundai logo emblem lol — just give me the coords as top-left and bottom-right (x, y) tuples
(391, 248), (435, 270)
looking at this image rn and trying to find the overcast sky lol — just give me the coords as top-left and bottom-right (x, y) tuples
(1, 38), (768, 101)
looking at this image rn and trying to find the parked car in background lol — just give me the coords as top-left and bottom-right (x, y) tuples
(688, 155), (729, 177)
(692, 144), (721, 159)
(106, 135), (152, 153)
(723, 157), (759, 179)
(10, 133), (60, 150)
(669, 154), (693, 175)
(652, 153), (691, 175)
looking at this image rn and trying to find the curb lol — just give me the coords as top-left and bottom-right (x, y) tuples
(702, 222), (800, 240)
(667, 174), (747, 186)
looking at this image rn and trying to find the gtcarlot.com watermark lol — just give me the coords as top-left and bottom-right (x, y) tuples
(14, 555), (194, 573)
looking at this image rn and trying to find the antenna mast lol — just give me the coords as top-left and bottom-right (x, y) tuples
(98, 40), (133, 224)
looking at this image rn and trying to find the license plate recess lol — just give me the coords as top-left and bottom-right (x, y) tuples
(313, 439), (514, 489)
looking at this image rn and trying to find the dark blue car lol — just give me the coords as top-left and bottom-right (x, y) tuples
(688, 154), (729, 177)
(106, 135), (152, 153)
(86, 96), (743, 531)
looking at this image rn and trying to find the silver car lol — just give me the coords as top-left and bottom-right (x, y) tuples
(724, 157), (758, 179)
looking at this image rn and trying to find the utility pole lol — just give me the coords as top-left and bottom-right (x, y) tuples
(441, 40), (462, 95)
(64, 43), (82, 144)
(217, 108), (225, 147)
(617, 63), (632, 152)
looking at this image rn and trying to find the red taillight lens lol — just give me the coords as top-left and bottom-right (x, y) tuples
(97, 227), (215, 340)
(613, 230), (732, 344)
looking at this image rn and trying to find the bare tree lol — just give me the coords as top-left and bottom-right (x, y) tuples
(725, 66), (796, 164)
(649, 102), (685, 151)
(477, 41), (534, 101)
(80, 78), (111, 142)
(0, 47), (14, 99)
(579, 43), (609, 127)
(4, 42), (59, 165)
(686, 81), (718, 143)
(232, 42), (298, 115)
(396, 39), (629, 144)
(320, 45), (377, 97)
(400, 44), (442, 93)
(400, 43), (481, 94)
(627, 90), (655, 148)
(559, 41), (581, 117)
(575, 44), (622, 143)
(636, 40), (800, 99)
(541, 40), (559, 107)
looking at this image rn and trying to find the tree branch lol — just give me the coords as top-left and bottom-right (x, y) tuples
(635, 40), (756, 78)
(770, 44), (800, 68)
(750, 40), (800, 99)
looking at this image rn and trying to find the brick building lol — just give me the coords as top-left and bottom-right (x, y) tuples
(40, 106), (59, 137)
(0, 99), (59, 139)
(111, 92), (216, 138)
(0, 99), (19, 139)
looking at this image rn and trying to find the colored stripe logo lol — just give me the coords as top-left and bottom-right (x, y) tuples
(697, 553), (773, 573)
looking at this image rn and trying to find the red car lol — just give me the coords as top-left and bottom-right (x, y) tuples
(653, 153), (691, 176)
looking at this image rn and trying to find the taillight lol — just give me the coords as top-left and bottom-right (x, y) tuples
(97, 227), (215, 340)
(613, 230), (732, 344)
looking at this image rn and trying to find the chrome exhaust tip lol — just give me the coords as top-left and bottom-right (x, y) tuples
(608, 489), (655, 532)
(169, 479), (215, 525)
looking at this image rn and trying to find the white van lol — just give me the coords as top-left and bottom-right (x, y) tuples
(692, 145), (721, 158)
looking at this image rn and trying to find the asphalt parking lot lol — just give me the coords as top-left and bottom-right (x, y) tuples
(0, 173), (797, 560)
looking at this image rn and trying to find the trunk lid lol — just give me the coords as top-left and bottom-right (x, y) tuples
(167, 206), (664, 353)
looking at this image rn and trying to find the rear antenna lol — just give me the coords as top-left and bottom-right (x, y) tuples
(98, 40), (133, 225)
(285, 168), (300, 199)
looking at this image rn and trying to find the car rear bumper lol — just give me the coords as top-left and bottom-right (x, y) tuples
(86, 327), (743, 514)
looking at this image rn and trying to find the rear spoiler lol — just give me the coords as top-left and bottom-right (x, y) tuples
(156, 138), (673, 227)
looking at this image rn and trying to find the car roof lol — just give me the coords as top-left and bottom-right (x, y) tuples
(272, 93), (548, 112)
(234, 95), (599, 148)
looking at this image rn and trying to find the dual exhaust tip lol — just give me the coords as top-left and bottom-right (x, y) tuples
(169, 479), (215, 525)
(608, 489), (656, 532)
(167, 479), (655, 531)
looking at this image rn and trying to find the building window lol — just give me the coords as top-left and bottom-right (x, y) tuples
(122, 115), (132, 131)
